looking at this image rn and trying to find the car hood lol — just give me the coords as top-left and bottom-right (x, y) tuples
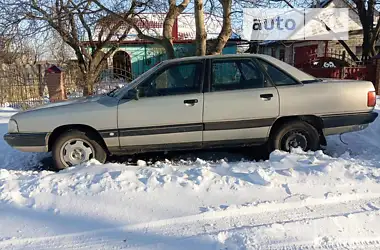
(10, 94), (120, 133)
(26, 95), (104, 111)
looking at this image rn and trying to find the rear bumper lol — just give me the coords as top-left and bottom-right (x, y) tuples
(321, 111), (378, 128)
(3, 132), (49, 152)
(322, 111), (378, 136)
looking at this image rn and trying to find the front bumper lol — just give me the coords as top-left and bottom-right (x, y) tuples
(4, 132), (49, 152)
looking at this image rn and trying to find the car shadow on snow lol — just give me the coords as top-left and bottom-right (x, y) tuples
(37, 146), (270, 172)
(36, 144), (342, 172)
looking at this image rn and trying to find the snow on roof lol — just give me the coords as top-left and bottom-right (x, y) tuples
(93, 13), (229, 42)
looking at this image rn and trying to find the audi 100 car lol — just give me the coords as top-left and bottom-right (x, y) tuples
(4, 54), (378, 169)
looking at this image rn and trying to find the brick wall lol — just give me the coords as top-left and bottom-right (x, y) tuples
(326, 33), (363, 56)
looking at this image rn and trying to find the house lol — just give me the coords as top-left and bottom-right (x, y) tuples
(257, 0), (379, 67)
(84, 13), (240, 82)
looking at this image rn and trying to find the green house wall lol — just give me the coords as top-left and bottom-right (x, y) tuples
(105, 43), (237, 78)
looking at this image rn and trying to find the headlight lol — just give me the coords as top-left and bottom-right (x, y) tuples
(8, 119), (19, 133)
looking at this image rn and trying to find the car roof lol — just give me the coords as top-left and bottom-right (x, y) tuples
(162, 53), (316, 82)
(161, 53), (258, 63)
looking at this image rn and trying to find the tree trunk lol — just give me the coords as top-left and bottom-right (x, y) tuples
(82, 72), (96, 96)
(162, 38), (176, 59)
(353, 0), (380, 61)
(194, 0), (206, 56)
(208, 0), (232, 55)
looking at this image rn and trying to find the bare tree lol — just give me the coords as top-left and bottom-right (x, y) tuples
(0, 0), (138, 95)
(207, 0), (233, 55)
(48, 33), (75, 65)
(195, 0), (206, 56)
(96, 0), (236, 57)
(274, 0), (359, 61)
(94, 0), (190, 59)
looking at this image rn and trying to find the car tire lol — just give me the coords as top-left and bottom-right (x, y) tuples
(269, 120), (320, 153)
(52, 130), (107, 170)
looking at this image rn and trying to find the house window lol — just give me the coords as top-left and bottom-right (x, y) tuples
(356, 46), (362, 56)
(113, 51), (132, 81)
(271, 48), (276, 57)
(279, 49), (285, 61)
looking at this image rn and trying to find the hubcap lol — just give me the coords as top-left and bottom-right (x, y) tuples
(282, 131), (308, 151)
(60, 139), (95, 167)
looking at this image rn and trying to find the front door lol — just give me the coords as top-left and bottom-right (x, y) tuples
(294, 45), (318, 67)
(117, 60), (205, 151)
(203, 58), (280, 145)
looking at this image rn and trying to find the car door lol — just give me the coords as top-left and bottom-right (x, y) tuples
(117, 60), (205, 150)
(255, 57), (314, 116)
(202, 57), (280, 146)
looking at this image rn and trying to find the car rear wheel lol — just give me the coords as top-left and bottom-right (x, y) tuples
(52, 130), (107, 170)
(270, 120), (320, 153)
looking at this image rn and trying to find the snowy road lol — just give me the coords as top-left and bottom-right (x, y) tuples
(1, 103), (380, 249)
(1, 195), (380, 249)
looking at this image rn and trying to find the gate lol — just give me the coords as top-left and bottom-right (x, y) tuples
(302, 65), (375, 82)
(297, 51), (376, 84)
(294, 45), (318, 67)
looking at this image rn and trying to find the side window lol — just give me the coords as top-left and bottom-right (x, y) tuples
(240, 62), (260, 81)
(212, 61), (241, 86)
(257, 59), (299, 86)
(138, 62), (202, 97)
(211, 60), (265, 91)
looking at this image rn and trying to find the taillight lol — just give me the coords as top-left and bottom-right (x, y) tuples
(368, 91), (376, 107)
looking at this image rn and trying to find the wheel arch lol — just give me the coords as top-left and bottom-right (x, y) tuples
(48, 124), (109, 153)
(269, 115), (326, 146)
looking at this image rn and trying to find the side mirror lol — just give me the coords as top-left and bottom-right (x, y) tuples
(125, 89), (139, 100)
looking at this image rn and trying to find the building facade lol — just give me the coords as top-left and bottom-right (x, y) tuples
(87, 13), (239, 83)
(258, 0), (378, 67)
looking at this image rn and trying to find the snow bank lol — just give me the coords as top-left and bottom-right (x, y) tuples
(0, 109), (49, 171)
(2, 148), (378, 207)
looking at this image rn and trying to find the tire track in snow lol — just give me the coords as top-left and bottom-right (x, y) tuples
(1, 194), (380, 250)
(262, 238), (380, 250)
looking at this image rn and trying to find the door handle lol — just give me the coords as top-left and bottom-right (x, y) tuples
(260, 93), (273, 100)
(184, 99), (198, 106)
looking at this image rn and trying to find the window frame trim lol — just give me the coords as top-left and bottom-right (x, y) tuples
(207, 58), (272, 93)
(254, 57), (303, 87)
(135, 59), (206, 99)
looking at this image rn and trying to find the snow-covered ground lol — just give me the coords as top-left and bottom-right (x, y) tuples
(1, 104), (380, 249)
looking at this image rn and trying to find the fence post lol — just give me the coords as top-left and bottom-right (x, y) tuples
(45, 65), (66, 102)
(340, 67), (345, 79)
(38, 64), (44, 97)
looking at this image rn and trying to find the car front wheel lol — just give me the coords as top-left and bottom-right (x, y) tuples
(52, 130), (107, 170)
(270, 120), (320, 153)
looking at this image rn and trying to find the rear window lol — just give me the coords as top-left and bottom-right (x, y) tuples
(257, 59), (299, 86)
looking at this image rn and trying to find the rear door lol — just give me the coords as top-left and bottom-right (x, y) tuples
(202, 58), (280, 146)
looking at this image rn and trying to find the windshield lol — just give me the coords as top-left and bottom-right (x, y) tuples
(107, 62), (163, 98)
